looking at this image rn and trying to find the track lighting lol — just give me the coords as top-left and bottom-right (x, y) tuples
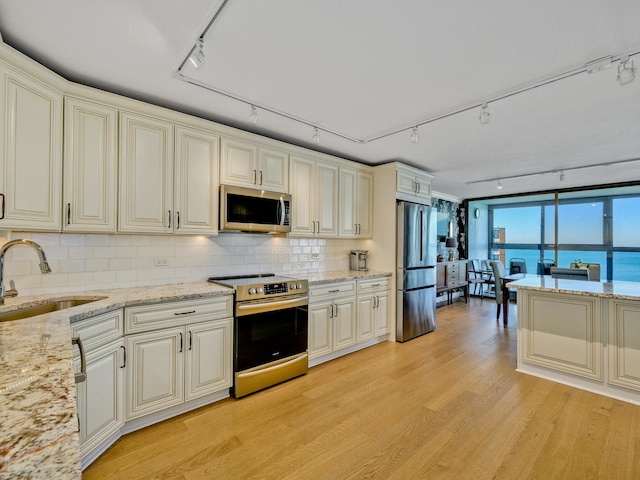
(559, 171), (565, 181)
(189, 38), (205, 68)
(617, 56), (636, 86)
(312, 128), (321, 144)
(479, 103), (491, 125)
(410, 126), (420, 143)
(497, 180), (503, 190)
(249, 105), (258, 124)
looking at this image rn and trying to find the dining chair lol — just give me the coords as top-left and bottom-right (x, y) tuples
(509, 258), (527, 274)
(468, 259), (488, 298)
(489, 260), (508, 320)
(537, 258), (554, 275)
(481, 259), (495, 296)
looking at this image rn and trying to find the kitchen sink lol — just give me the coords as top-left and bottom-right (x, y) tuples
(0, 297), (107, 322)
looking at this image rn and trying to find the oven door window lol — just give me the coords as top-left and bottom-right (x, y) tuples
(235, 305), (308, 371)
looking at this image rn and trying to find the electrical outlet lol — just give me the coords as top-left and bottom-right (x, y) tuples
(311, 253), (319, 260)
(154, 257), (169, 267)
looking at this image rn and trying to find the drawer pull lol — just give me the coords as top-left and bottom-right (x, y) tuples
(120, 345), (126, 369)
(371, 283), (380, 287)
(328, 289), (340, 293)
(72, 336), (87, 384)
(174, 310), (196, 316)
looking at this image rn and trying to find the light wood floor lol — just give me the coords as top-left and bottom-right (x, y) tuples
(84, 298), (640, 480)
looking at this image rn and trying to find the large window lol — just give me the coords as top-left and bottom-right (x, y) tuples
(473, 186), (640, 281)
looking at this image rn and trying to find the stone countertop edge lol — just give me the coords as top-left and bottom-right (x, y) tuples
(0, 281), (233, 480)
(506, 277), (640, 301)
(292, 270), (392, 285)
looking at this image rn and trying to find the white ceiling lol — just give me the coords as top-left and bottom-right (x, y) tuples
(1, 0), (640, 200)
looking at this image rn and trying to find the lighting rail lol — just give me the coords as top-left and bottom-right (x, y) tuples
(174, 0), (640, 145)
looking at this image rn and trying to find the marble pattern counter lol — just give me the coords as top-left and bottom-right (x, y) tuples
(0, 281), (232, 479)
(293, 270), (391, 285)
(507, 276), (640, 301)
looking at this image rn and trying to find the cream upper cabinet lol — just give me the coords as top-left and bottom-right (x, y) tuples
(289, 154), (338, 237)
(119, 111), (173, 233)
(119, 111), (219, 234)
(396, 164), (433, 200)
(63, 97), (117, 232)
(338, 167), (373, 238)
(220, 137), (288, 193)
(173, 125), (219, 235)
(0, 62), (63, 231)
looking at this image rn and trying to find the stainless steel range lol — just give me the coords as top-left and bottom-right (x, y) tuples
(208, 273), (309, 398)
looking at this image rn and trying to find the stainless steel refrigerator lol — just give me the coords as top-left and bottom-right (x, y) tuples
(396, 201), (437, 342)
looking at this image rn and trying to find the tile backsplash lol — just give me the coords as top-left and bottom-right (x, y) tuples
(1, 232), (366, 296)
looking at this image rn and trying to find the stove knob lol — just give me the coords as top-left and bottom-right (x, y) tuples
(248, 288), (257, 295)
(297, 283), (303, 289)
(290, 283), (297, 290)
(257, 287), (263, 294)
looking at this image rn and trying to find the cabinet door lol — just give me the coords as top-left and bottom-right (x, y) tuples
(174, 126), (219, 235)
(220, 137), (258, 187)
(119, 111), (173, 233)
(333, 298), (356, 351)
(0, 65), (62, 231)
(75, 339), (124, 458)
(125, 327), (184, 420)
(356, 170), (373, 238)
(374, 291), (390, 336)
(63, 97), (117, 232)
(309, 301), (332, 359)
(357, 295), (375, 342)
(259, 147), (289, 193)
(316, 162), (338, 237)
(289, 155), (315, 236)
(396, 170), (417, 196)
(338, 167), (357, 237)
(185, 319), (232, 401)
(415, 173), (432, 199)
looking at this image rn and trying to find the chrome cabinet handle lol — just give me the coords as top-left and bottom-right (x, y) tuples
(168, 210), (172, 229)
(176, 211), (180, 230)
(312, 220), (316, 235)
(189, 330), (192, 351)
(120, 345), (126, 368)
(179, 332), (183, 353)
(253, 169), (257, 184)
(329, 304), (333, 318)
(72, 337), (87, 384)
(174, 310), (196, 316)
(0, 193), (4, 219)
(260, 170), (263, 185)
(67, 203), (71, 225)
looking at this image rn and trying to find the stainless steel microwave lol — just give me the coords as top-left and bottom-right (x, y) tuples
(219, 185), (291, 233)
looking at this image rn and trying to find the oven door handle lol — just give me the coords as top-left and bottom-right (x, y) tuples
(236, 295), (309, 316)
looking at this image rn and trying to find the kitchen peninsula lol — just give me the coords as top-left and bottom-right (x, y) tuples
(509, 276), (640, 405)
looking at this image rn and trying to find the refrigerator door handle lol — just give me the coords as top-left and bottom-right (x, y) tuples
(419, 210), (423, 262)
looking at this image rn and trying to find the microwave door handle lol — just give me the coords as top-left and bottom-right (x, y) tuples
(279, 197), (285, 226)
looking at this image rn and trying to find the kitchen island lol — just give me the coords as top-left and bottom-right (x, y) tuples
(508, 276), (640, 405)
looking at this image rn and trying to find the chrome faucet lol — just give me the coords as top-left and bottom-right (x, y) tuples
(0, 239), (52, 304)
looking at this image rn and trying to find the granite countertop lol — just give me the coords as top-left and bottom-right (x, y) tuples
(506, 276), (640, 301)
(293, 270), (391, 285)
(0, 281), (232, 480)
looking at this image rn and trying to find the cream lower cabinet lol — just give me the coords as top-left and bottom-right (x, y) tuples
(71, 309), (125, 464)
(289, 154), (338, 237)
(338, 167), (373, 238)
(63, 96), (117, 232)
(608, 300), (640, 392)
(0, 58), (63, 231)
(220, 137), (288, 193)
(119, 112), (219, 234)
(124, 297), (233, 420)
(308, 281), (357, 359)
(357, 278), (390, 342)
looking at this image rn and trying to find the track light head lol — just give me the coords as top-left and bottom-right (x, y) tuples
(559, 171), (565, 181)
(189, 38), (205, 68)
(497, 180), (503, 190)
(617, 56), (636, 86)
(249, 105), (258, 124)
(410, 126), (420, 143)
(312, 128), (321, 144)
(479, 103), (491, 125)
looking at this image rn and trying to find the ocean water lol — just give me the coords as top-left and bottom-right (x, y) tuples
(495, 249), (640, 282)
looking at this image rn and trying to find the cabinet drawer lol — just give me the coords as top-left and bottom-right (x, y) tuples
(357, 278), (390, 293)
(310, 281), (356, 299)
(125, 296), (233, 334)
(71, 309), (124, 352)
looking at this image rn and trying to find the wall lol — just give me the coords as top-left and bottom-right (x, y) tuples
(467, 201), (490, 261)
(1, 231), (365, 296)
